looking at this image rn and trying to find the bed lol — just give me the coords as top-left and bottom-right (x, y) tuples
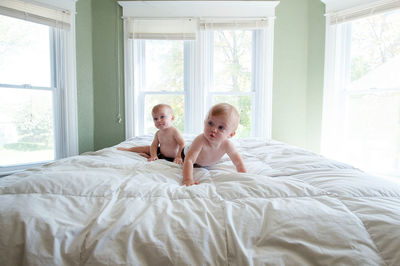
(1, 135), (399, 265)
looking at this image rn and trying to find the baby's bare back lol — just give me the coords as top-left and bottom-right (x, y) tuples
(157, 128), (180, 158)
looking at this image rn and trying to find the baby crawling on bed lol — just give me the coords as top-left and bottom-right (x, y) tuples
(182, 103), (247, 186)
(117, 104), (185, 164)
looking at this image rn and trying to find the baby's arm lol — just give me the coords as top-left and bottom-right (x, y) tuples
(182, 136), (203, 186)
(148, 132), (160, 161)
(173, 129), (185, 164)
(226, 141), (247, 173)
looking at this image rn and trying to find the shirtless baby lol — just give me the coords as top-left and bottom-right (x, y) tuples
(118, 104), (185, 164)
(182, 103), (247, 186)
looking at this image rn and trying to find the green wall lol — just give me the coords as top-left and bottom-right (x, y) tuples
(75, 0), (326, 153)
(306, 0), (325, 152)
(91, 0), (125, 151)
(272, 0), (325, 152)
(76, 0), (94, 153)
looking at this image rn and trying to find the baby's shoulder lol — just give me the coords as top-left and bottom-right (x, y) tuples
(170, 126), (182, 135)
(222, 139), (235, 150)
(191, 134), (207, 146)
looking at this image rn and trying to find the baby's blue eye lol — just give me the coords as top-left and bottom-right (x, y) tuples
(160, 116), (165, 119)
(208, 121), (213, 126)
(218, 126), (225, 131)
(153, 118), (158, 121)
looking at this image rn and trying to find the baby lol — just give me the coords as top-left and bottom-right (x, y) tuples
(118, 104), (185, 164)
(182, 103), (247, 186)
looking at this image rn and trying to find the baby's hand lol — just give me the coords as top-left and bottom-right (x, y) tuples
(147, 156), (158, 162)
(181, 178), (199, 186)
(173, 157), (183, 165)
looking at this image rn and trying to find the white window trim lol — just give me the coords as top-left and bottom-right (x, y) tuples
(120, 1), (277, 140)
(0, 0), (78, 176)
(119, 1), (279, 18)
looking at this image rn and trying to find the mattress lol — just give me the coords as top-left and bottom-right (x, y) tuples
(1, 135), (399, 265)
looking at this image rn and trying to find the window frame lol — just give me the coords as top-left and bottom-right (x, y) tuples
(0, 1), (78, 176)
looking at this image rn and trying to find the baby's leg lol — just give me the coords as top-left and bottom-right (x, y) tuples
(117, 145), (151, 157)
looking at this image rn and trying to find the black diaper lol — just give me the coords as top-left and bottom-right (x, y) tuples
(157, 147), (184, 163)
(157, 146), (201, 167)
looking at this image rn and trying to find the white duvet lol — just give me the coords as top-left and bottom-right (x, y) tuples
(1, 135), (399, 265)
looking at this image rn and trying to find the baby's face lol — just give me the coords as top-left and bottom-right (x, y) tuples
(152, 108), (174, 130)
(203, 114), (235, 142)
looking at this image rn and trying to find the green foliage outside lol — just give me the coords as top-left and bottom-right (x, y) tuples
(15, 107), (53, 147)
(1, 90), (54, 152)
(144, 40), (185, 134)
(4, 142), (49, 151)
(350, 13), (400, 82)
(212, 31), (252, 137)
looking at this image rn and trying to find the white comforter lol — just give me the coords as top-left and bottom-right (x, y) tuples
(1, 135), (399, 265)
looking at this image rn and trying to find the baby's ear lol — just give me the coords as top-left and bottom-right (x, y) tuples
(171, 115), (175, 121)
(228, 131), (236, 138)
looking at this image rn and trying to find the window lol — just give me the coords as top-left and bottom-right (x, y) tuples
(0, 0), (78, 175)
(322, 6), (400, 178)
(0, 15), (55, 166)
(206, 30), (253, 137)
(136, 39), (188, 135)
(120, 1), (277, 140)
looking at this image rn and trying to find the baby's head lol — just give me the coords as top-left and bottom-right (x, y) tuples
(152, 104), (173, 116)
(152, 104), (174, 129)
(204, 103), (240, 141)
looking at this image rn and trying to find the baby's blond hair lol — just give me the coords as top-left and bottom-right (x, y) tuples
(208, 103), (240, 131)
(152, 104), (174, 115)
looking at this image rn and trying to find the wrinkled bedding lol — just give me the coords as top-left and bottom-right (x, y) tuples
(1, 135), (399, 265)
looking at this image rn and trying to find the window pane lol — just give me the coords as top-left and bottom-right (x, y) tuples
(212, 30), (252, 92)
(144, 40), (184, 92)
(0, 87), (55, 166)
(350, 10), (400, 89)
(344, 92), (400, 176)
(0, 15), (51, 87)
(144, 94), (184, 134)
(212, 95), (251, 138)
